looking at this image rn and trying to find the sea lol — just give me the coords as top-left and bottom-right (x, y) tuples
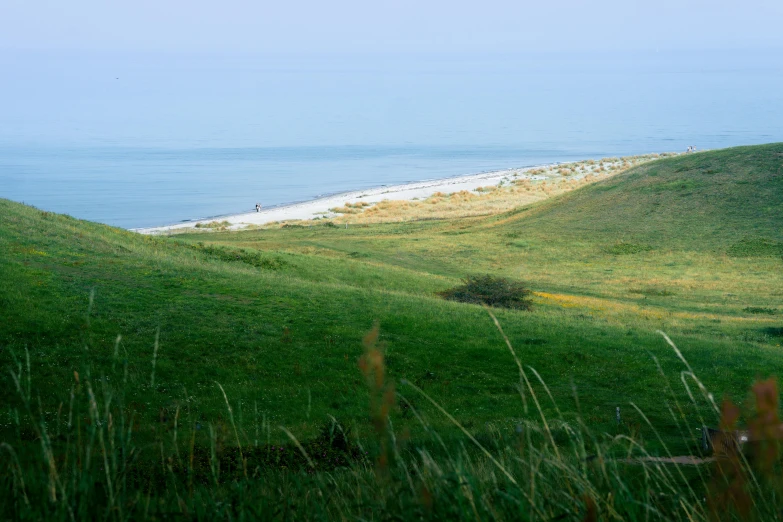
(1, 49), (782, 229)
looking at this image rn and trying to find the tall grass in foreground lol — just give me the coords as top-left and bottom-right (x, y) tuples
(2, 314), (783, 520)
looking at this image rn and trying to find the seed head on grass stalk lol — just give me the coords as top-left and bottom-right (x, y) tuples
(358, 323), (396, 473)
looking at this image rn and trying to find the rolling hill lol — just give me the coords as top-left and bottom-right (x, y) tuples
(499, 143), (783, 253)
(1, 143), (781, 518)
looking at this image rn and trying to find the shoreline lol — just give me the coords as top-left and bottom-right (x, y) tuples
(134, 151), (676, 234)
(132, 161), (572, 234)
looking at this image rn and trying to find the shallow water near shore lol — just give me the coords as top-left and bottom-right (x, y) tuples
(2, 50), (782, 228)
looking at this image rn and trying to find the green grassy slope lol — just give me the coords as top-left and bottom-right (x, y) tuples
(499, 143), (783, 252)
(198, 145), (782, 317)
(1, 144), (781, 458)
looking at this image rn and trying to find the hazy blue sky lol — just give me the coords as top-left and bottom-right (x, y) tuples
(2, 0), (782, 53)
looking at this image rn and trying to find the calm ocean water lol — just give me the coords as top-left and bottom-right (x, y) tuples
(1, 50), (782, 229)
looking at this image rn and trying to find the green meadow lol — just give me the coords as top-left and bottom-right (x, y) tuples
(1, 143), (782, 519)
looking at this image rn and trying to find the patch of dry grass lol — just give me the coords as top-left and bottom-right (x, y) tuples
(330, 201), (372, 214)
(328, 154), (668, 224)
(194, 220), (231, 229)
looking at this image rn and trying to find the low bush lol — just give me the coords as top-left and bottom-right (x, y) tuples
(191, 243), (288, 270)
(762, 327), (783, 337)
(727, 238), (783, 257)
(744, 306), (778, 315)
(438, 275), (533, 310)
(630, 286), (676, 297)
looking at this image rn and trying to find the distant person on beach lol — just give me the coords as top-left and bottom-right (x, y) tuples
(255, 203), (261, 212)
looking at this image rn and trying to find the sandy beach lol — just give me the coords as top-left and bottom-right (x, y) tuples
(133, 164), (559, 234)
(133, 152), (675, 234)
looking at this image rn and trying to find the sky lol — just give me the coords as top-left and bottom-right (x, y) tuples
(1, 0), (782, 54)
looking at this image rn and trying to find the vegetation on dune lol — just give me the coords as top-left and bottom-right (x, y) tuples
(318, 154), (665, 224)
(195, 220), (232, 230)
(1, 143), (782, 518)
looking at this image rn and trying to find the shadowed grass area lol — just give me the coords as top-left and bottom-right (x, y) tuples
(3, 324), (783, 520)
(1, 143), (782, 519)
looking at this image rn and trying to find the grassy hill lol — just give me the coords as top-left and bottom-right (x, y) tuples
(503, 143), (783, 252)
(1, 143), (782, 519)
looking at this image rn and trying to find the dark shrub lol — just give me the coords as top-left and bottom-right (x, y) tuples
(762, 327), (783, 338)
(630, 286), (675, 297)
(438, 275), (533, 311)
(727, 238), (783, 257)
(191, 243), (288, 270)
(744, 307), (778, 315)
